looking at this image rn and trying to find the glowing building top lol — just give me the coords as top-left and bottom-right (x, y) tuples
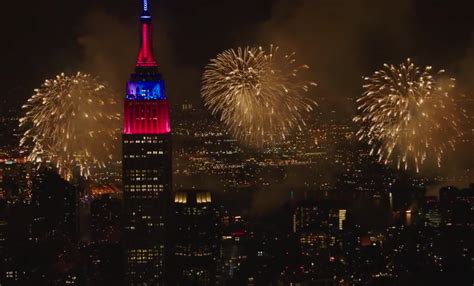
(123, 0), (170, 135)
(136, 0), (157, 68)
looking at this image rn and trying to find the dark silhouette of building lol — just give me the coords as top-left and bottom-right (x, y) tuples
(0, 161), (31, 200)
(122, 0), (172, 284)
(217, 213), (249, 284)
(83, 242), (124, 286)
(173, 190), (219, 285)
(2, 167), (79, 285)
(82, 194), (123, 285)
(419, 196), (442, 227)
(90, 194), (121, 242)
(30, 168), (77, 242)
(0, 207), (7, 285)
(439, 185), (474, 225)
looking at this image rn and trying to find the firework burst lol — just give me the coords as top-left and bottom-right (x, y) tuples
(20, 72), (120, 180)
(353, 58), (463, 172)
(201, 45), (317, 146)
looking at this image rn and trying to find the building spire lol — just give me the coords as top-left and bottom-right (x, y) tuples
(141, 0), (150, 19)
(136, 0), (157, 68)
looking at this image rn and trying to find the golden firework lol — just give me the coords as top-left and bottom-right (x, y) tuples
(201, 45), (317, 146)
(354, 58), (463, 172)
(20, 72), (120, 180)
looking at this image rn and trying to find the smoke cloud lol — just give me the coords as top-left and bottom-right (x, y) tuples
(245, 0), (474, 212)
(253, 0), (415, 116)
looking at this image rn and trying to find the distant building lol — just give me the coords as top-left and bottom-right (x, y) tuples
(84, 190), (123, 285)
(173, 190), (219, 285)
(2, 167), (79, 285)
(293, 201), (346, 234)
(292, 200), (348, 283)
(439, 185), (474, 225)
(0, 161), (31, 200)
(83, 243), (123, 286)
(0, 218), (7, 284)
(218, 213), (249, 283)
(181, 101), (193, 111)
(90, 194), (121, 242)
(420, 196), (442, 227)
(31, 167), (77, 242)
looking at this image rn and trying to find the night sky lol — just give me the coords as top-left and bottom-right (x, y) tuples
(1, 0), (474, 110)
(1, 3), (473, 285)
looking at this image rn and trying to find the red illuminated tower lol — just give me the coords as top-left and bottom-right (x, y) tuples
(123, 0), (171, 284)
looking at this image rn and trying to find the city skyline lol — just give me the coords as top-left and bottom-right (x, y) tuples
(0, 0), (473, 285)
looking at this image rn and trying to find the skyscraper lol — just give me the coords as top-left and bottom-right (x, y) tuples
(122, 0), (172, 284)
(173, 190), (219, 285)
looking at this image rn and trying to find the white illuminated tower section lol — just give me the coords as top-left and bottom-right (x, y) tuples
(123, 0), (171, 284)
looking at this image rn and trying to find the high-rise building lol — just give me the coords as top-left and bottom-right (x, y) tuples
(31, 168), (77, 243)
(218, 213), (249, 284)
(122, 0), (172, 284)
(420, 196), (442, 227)
(84, 242), (124, 286)
(173, 190), (219, 285)
(90, 194), (121, 242)
(4, 167), (80, 285)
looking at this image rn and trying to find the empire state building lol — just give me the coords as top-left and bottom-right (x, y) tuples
(122, 0), (172, 284)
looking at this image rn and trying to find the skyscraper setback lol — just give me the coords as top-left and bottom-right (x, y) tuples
(122, 0), (172, 284)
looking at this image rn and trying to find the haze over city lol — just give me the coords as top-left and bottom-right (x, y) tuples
(0, 0), (473, 285)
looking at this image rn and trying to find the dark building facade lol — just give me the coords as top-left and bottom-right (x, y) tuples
(173, 190), (219, 285)
(90, 194), (121, 242)
(122, 0), (172, 284)
(3, 167), (79, 285)
(30, 168), (77, 243)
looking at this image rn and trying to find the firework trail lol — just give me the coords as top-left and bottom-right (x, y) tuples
(201, 45), (317, 146)
(353, 58), (464, 172)
(20, 72), (120, 180)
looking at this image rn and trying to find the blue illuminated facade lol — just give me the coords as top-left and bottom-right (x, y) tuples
(140, 0), (151, 20)
(126, 80), (166, 100)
